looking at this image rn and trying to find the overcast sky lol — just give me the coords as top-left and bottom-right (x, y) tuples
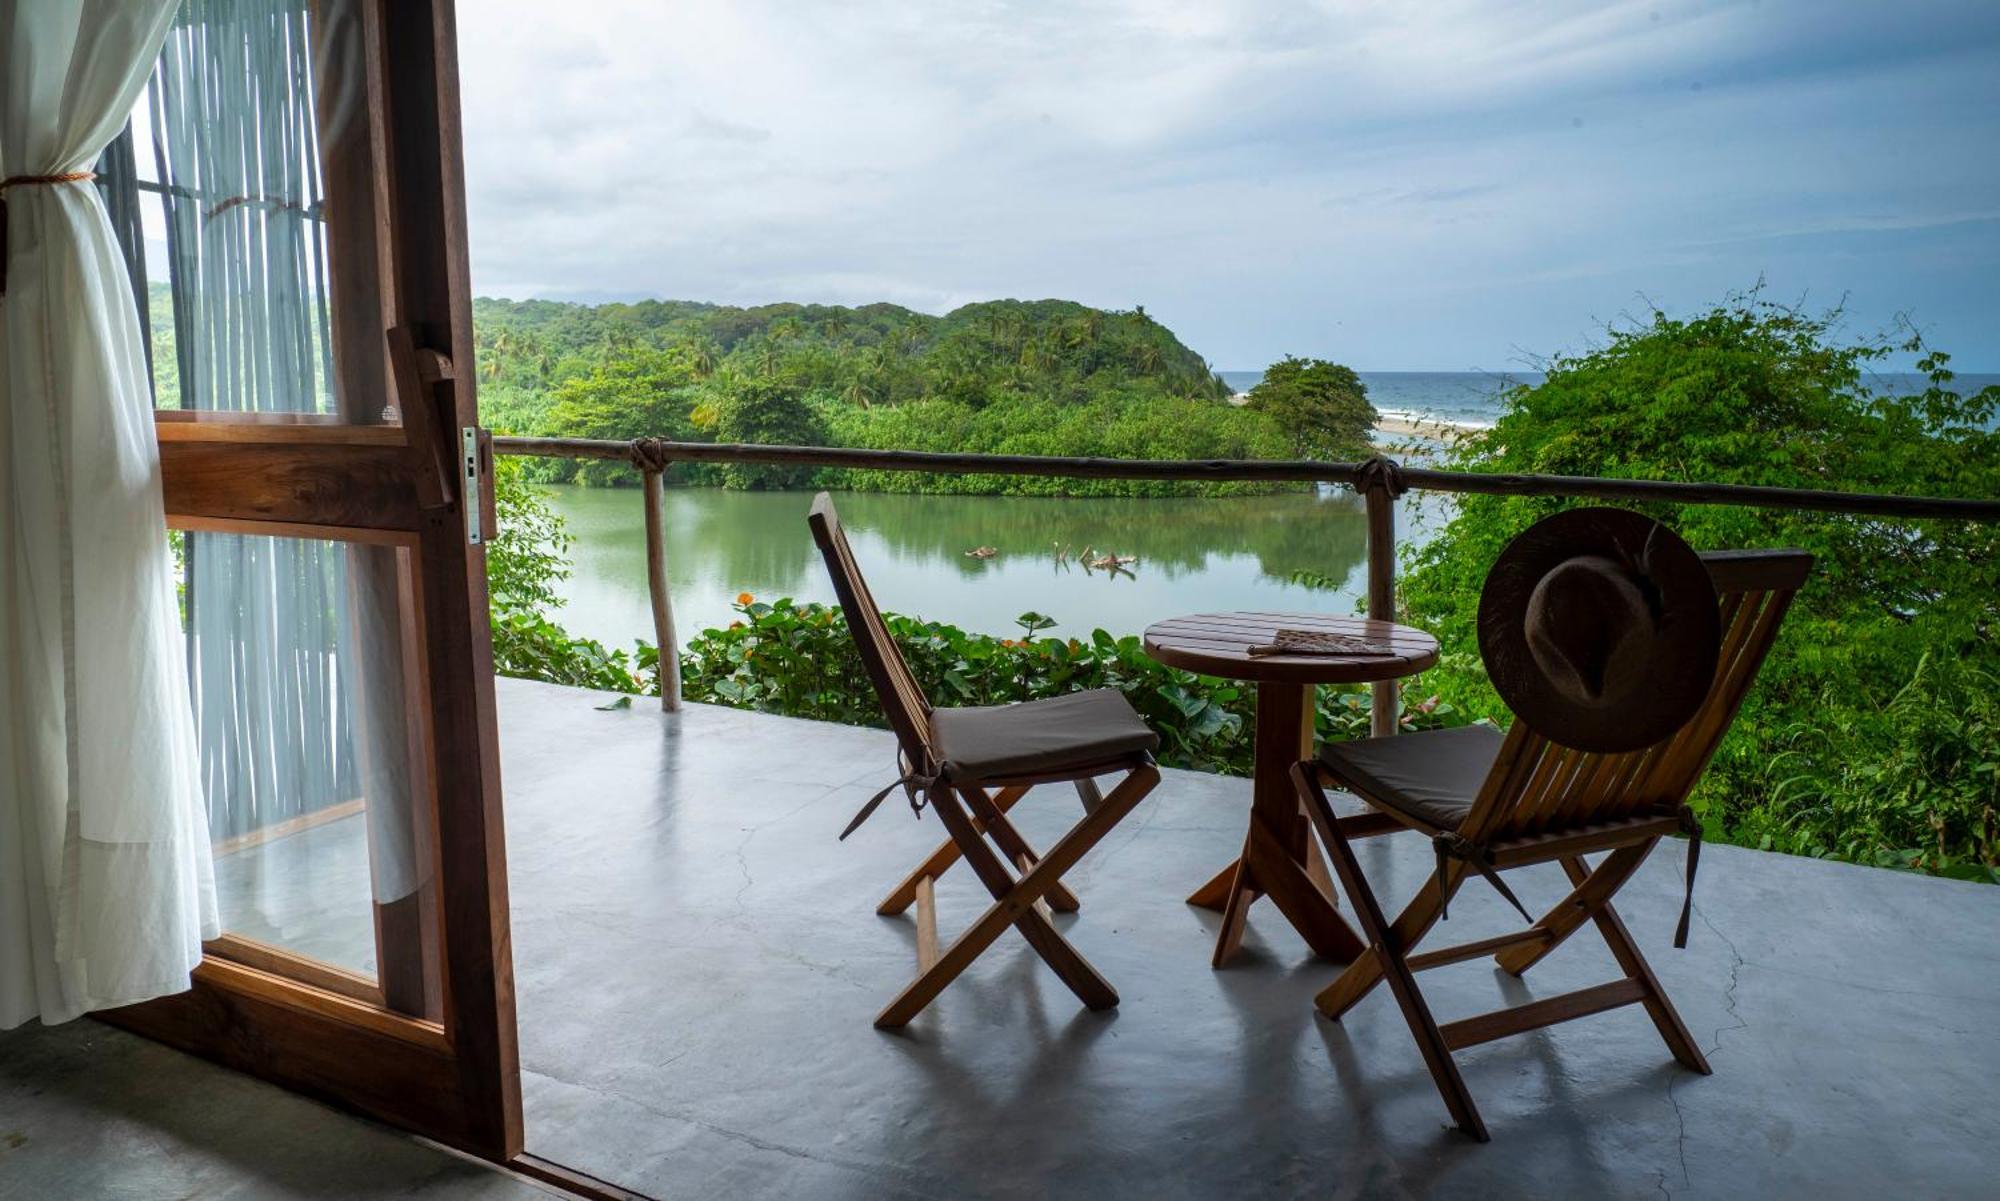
(454, 1), (2000, 371)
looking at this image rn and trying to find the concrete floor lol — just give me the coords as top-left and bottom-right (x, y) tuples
(6, 675), (1999, 1199)
(0, 1020), (553, 1200)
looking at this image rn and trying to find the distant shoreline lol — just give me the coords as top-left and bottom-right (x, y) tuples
(1226, 391), (1490, 439)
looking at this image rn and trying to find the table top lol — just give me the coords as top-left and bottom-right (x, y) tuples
(1142, 611), (1439, 684)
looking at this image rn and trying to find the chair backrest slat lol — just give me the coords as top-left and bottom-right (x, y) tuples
(808, 494), (935, 767)
(1466, 548), (1810, 844)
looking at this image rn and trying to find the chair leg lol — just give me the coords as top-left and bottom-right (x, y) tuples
(932, 787), (1112, 1005)
(877, 784), (1029, 915)
(1557, 856), (1711, 1074)
(1292, 766), (1458, 1021)
(1295, 763), (1488, 1141)
(875, 766), (1158, 1028)
(1494, 842), (1653, 977)
(961, 786), (1081, 914)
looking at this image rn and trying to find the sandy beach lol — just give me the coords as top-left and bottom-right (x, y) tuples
(1374, 411), (1487, 439)
(1227, 390), (1488, 441)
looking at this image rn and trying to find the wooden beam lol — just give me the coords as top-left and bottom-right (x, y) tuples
(913, 876), (939, 974)
(161, 442), (421, 528)
(1439, 978), (1648, 1051)
(1407, 927), (1551, 972)
(505, 1153), (662, 1201)
(639, 470), (681, 710)
(490, 436), (2000, 522)
(1363, 481), (1398, 736)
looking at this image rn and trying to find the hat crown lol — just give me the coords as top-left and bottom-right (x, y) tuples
(1477, 508), (1721, 753)
(1524, 554), (1664, 707)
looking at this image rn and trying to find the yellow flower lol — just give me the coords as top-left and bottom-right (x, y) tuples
(737, 591), (754, 605)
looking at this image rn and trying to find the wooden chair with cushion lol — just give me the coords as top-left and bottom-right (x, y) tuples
(1290, 508), (1811, 1141)
(808, 493), (1162, 1028)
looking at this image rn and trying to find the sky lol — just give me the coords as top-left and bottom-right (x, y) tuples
(454, 1), (2000, 371)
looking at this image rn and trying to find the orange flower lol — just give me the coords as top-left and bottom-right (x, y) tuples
(737, 591), (754, 605)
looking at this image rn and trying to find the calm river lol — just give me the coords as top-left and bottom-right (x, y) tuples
(541, 485), (1448, 650)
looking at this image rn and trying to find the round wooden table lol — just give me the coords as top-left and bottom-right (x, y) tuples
(1143, 611), (1440, 967)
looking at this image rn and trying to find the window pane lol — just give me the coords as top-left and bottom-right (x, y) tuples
(188, 530), (440, 1018)
(140, 0), (394, 424)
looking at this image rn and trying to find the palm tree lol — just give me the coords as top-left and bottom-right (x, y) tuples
(842, 373), (878, 409)
(689, 337), (720, 380)
(753, 341), (782, 377)
(481, 329), (513, 381)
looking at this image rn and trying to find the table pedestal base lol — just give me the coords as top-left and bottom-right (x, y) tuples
(1189, 681), (1365, 967)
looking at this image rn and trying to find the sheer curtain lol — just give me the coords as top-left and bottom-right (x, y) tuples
(152, 0), (357, 847)
(0, 0), (218, 1028)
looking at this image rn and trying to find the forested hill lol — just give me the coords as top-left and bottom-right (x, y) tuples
(469, 296), (1376, 496)
(472, 296), (1231, 410)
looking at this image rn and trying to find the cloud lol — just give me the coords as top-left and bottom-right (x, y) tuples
(454, 1), (2000, 368)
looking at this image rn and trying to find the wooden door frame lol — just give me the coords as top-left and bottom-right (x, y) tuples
(102, 0), (522, 1161)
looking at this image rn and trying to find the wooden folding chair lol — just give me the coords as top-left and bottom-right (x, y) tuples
(808, 493), (1162, 1028)
(1291, 548), (1812, 1140)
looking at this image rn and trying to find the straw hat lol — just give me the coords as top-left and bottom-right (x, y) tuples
(1477, 508), (1720, 753)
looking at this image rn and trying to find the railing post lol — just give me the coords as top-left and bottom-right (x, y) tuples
(1359, 457), (1403, 738)
(640, 468), (681, 711)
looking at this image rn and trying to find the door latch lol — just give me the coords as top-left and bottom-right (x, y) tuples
(461, 426), (483, 545)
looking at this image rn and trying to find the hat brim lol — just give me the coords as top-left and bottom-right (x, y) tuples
(1478, 508), (1720, 753)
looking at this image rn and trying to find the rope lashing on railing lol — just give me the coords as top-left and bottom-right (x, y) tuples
(0, 171), (98, 297)
(630, 436), (674, 475)
(1354, 454), (1410, 499)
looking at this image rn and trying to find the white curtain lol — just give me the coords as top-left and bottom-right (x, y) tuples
(0, 0), (219, 1028)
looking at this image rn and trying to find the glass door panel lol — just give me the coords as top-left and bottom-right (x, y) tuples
(103, 0), (519, 1160)
(183, 525), (442, 1020)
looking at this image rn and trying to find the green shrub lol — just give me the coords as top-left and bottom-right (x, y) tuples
(678, 595), (1463, 776)
(1397, 294), (1999, 879)
(486, 458), (647, 693)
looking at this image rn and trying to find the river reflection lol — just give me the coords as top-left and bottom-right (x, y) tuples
(541, 485), (1404, 647)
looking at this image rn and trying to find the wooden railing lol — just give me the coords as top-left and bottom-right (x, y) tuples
(492, 435), (2000, 726)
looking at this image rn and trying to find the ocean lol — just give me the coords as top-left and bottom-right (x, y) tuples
(1218, 370), (2000, 432)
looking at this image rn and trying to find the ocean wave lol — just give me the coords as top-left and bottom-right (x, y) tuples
(1376, 407), (1496, 431)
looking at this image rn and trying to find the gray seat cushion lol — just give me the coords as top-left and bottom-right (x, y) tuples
(1317, 724), (1505, 832)
(933, 689), (1159, 783)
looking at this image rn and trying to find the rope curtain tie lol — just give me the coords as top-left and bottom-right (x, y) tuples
(0, 171), (96, 191)
(0, 172), (100, 297)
